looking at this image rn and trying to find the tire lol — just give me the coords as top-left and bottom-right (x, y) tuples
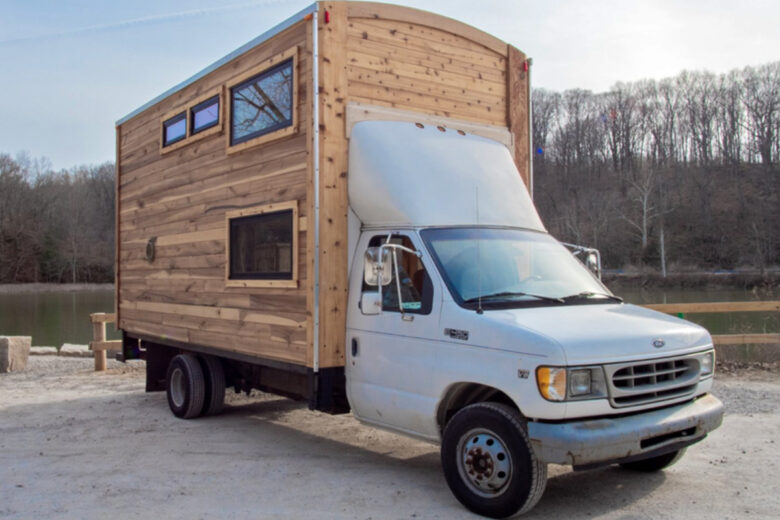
(199, 355), (226, 417)
(166, 354), (206, 419)
(620, 448), (686, 472)
(441, 402), (547, 518)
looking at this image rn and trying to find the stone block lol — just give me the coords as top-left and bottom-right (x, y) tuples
(0, 336), (31, 373)
(59, 344), (92, 357)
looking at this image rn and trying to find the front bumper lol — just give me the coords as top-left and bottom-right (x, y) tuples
(527, 393), (724, 467)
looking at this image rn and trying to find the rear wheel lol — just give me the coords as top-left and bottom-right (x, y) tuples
(166, 354), (205, 419)
(441, 402), (547, 518)
(620, 449), (686, 472)
(199, 355), (226, 417)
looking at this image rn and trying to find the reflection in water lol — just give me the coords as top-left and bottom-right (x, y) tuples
(0, 288), (118, 346)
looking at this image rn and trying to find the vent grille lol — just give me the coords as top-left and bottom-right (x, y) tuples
(606, 356), (699, 408)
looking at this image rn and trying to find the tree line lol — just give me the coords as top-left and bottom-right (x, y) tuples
(533, 61), (779, 275)
(1, 62), (778, 283)
(0, 154), (114, 283)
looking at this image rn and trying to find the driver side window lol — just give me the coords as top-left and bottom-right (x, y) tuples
(362, 234), (433, 315)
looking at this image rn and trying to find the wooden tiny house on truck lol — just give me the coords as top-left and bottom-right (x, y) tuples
(116, 1), (532, 410)
(117, 4), (726, 517)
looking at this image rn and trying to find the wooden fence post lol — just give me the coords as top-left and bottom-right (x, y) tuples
(93, 318), (107, 371)
(90, 312), (120, 372)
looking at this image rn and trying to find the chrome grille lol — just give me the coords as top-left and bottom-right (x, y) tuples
(605, 356), (700, 408)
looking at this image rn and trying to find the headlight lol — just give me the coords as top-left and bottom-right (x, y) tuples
(569, 369), (593, 396)
(536, 367), (567, 401)
(699, 350), (715, 377)
(537, 366), (608, 401)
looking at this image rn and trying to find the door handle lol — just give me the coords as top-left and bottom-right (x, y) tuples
(351, 338), (359, 357)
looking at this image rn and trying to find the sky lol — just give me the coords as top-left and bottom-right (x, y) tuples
(0, 0), (778, 170)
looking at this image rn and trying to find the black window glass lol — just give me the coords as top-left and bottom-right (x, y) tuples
(191, 95), (219, 134)
(362, 235), (433, 315)
(231, 59), (293, 145)
(163, 113), (186, 146)
(229, 210), (293, 280)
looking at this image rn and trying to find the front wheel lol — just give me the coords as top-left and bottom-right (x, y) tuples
(441, 402), (547, 518)
(620, 449), (686, 472)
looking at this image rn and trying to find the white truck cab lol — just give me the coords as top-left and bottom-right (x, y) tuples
(344, 119), (724, 517)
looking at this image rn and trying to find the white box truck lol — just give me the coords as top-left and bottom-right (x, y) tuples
(115, 3), (723, 517)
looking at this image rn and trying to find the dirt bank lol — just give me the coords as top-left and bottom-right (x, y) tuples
(0, 358), (778, 519)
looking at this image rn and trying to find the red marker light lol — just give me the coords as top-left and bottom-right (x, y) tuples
(324, 10), (330, 23)
(522, 61), (529, 72)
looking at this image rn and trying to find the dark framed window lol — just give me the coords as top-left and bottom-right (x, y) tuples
(190, 95), (220, 135)
(229, 209), (294, 280)
(230, 59), (293, 146)
(162, 112), (186, 147)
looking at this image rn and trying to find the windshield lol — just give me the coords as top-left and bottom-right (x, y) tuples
(420, 227), (613, 309)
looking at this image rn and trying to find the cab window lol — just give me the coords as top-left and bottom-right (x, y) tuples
(362, 235), (433, 315)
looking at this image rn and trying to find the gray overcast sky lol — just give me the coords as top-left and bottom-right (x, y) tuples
(0, 0), (778, 170)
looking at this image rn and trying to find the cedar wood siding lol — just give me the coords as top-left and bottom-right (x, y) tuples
(115, 2), (529, 370)
(117, 20), (312, 366)
(313, 2), (530, 369)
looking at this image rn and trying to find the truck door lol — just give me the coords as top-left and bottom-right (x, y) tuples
(346, 232), (442, 438)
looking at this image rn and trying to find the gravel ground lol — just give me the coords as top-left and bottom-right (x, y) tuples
(0, 357), (778, 519)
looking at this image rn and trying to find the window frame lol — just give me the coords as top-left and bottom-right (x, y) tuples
(161, 111), (187, 148)
(225, 200), (299, 289)
(189, 89), (223, 137)
(225, 46), (299, 155)
(160, 86), (224, 154)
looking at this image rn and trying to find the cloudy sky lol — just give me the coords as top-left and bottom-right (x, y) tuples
(1, 0), (777, 170)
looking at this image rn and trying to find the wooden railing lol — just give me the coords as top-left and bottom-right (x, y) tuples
(89, 313), (121, 371)
(642, 301), (780, 345)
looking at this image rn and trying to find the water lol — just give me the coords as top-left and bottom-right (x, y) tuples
(0, 285), (776, 347)
(0, 288), (119, 346)
(613, 286), (779, 336)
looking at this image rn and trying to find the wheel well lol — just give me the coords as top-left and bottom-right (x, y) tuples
(437, 383), (521, 434)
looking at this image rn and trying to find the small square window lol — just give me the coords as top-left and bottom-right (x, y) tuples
(191, 95), (220, 135)
(230, 59), (293, 146)
(229, 209), (294, 280)
(162, 112), (186, 147)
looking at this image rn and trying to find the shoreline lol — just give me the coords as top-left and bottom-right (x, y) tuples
(604, 271), (779, 290)
(0, 283), (114, 294)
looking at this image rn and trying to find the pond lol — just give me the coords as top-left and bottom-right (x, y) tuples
(613, 285), (779, 337)
(0, 287), (119, 346)
(0, 284), (776, 347)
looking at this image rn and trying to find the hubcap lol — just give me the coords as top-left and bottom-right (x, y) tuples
(457, 428), (512, 498)
(170, 367), (185, 408)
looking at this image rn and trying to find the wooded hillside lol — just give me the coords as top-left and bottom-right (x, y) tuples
(1, 61), (778, 283)
(533, 62), (779, 274)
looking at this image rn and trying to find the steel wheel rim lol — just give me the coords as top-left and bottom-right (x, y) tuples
(170, 367), (186, 408)
(456, 427), (513, 498)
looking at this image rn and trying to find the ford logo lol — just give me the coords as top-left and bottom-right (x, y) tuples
(653, 338), (665, 348)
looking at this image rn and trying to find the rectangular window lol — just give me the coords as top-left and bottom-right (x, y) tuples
(191, 95), (220, 134)
(163, 113), (186, 146)
(230, 59), (293, 146)
(226, 202), (298, 287)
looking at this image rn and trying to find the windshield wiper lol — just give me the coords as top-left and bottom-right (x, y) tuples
(561, 291), (623, 303)
(464, 291), (565, 305)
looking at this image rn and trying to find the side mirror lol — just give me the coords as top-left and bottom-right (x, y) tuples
(360, 291), (382, 315)
(364, 247), (392, 286)
(585, 252), (601, 280)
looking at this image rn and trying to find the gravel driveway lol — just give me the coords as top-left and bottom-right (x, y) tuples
(1, 357), (778, 519)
